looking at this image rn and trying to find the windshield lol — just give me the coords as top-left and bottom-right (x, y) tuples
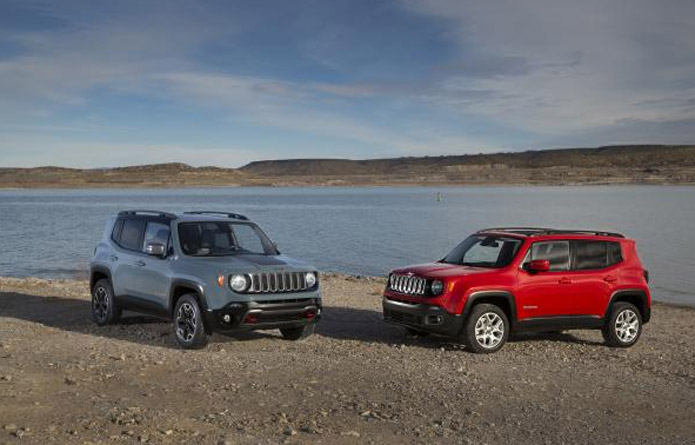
(178, 221), (277, 256)
(441, 235), (523, 268)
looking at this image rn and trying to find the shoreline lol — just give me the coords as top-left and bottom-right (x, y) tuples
(2, 274), (693, 309)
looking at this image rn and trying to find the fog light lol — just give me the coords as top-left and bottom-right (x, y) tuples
(427, 315), (443, 325)
(223, 314), (231, 323)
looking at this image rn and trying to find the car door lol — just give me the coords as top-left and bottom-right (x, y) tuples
(566, 240), (620, 317)
(129, 219), (173, 309)
(516, 240), (573, 319)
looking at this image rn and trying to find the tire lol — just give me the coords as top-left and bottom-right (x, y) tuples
(173, 294), (208, 349)
(404, 327), (429, 337)
(280, 323), (315, 341)
(460, 304), (509, 354)
(602, 302), (642, 348)
(91, 279), (121, 326)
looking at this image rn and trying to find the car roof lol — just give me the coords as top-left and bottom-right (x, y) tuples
(117, 210), (251, 223)
(475, 227), (626, 240)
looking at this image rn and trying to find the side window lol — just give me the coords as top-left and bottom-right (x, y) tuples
(528, 241), (570, 271)
(111, 219), (124, 242)
(232, 224), (266, 254)
(119, 219), (145, 251)
(574, 241), (608, 270)
(142, 221), (170, 251)
(607, 242), (623, 266)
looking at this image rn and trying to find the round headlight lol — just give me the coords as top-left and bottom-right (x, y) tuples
(229, 274), (249, 292)
(431, 280), (444, 295)
(305, 272), (317, 288)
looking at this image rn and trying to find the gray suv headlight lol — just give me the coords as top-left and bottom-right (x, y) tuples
(230, 274), (249, 292)
(305, 272), (317, 288)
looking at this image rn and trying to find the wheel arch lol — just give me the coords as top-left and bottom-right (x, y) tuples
(463, 290), (517, 328)
(90, 267), (111, 292)
(607, 289), (650, 323)
(169, 280), (211, 334)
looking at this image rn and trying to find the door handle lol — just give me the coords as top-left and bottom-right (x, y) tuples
(603, 275), (617, 283)
(558, 278), (573, 285)
(135, 260), (146, 267)
(109, 255), (118, 262)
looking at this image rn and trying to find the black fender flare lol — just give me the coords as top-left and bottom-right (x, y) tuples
(461, 290), (518, 327)
(89, 266), (112, 291)
(168, 279), (209, 314)
(605, 289), (650, 323)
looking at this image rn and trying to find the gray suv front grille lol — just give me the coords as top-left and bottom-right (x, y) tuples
(389, 274), (427, 296)
(249, 272), (310, 293)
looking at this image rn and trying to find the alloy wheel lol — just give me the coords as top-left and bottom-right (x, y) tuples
(93, 286), (109, 322)
(615, 309), (639, 343)
(474, 312), (505, 349)
(176, 302), (197, 342)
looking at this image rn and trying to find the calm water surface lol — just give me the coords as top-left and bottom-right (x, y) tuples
(0, 186), (693, 305)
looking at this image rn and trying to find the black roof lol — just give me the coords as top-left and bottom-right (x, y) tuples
(477, 227), (625, 238)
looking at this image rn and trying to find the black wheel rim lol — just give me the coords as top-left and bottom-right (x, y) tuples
(93, 286), (108, 321)
(176, 302), (197, 342)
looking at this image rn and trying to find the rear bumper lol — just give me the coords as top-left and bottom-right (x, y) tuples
(382, 297), (462, 337)
(205, 298), (322, 333)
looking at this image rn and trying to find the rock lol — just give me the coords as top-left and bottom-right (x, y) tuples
(4, 424), (17, 431)
(341, 431), (361, 437)
(64, 377), (77, 385)
(283, 426), (297, 436)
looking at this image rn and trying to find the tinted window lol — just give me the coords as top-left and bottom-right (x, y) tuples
(119, 219), (145, 251)
(143, 221), (170, 251)
(607, 242), (623, 266)
(442, 236), (522, 268)
(574, 241), (607, 270)
(528, 241), (570, 271)
(111, 219), (124, 241)
(573, 240), (623, 270)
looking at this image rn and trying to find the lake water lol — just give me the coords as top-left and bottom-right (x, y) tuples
(0, 186), (693, 305)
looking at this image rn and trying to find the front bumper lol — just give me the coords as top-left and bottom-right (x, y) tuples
(382, 296), (462, 337)
(205, 297), (322, 333)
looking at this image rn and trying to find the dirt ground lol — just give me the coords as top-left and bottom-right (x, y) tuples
(1, 275), (694, 444)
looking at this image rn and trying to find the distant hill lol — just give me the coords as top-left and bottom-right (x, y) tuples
(2, 145), (695, 188)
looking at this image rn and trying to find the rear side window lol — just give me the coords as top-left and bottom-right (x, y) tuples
(574, 241), (607, 270)
(573, 240), (623, 270)
(118, 219), (145, 251)
(528, 241), (570, 271)
(143, 221), (170, 251)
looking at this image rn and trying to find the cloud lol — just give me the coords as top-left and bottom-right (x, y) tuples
(402, 0), (695, 136)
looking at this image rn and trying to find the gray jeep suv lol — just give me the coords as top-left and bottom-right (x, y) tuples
(89, 210), (322, 349)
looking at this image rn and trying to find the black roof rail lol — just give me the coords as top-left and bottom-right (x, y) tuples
(477, 227), (624, 238)
(183, 211), (249, 221)
(535, 229), (625, 238)
(118, 210), (177, 219)
(478, 227), (552, 233)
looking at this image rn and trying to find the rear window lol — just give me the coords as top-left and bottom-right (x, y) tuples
(117, 219), (145, 251)
(574, 240), (622, 270)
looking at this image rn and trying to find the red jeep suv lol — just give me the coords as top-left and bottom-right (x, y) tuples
(382, 227), (651, 353)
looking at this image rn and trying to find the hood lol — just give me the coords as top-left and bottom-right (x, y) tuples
(392, 262), (498, 279)
(189, 254), (315, 273)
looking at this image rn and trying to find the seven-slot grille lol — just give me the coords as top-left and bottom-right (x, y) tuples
(389, 274), (427, 296)
(248, 272), (311, 294)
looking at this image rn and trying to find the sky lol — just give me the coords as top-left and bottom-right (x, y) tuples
(0, 0), (694, 168)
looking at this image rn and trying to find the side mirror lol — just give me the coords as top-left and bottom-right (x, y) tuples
(528, 259), (551, 272)
(145, 242), (166, 257)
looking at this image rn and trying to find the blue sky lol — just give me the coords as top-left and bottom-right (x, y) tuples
(1, 0), (694, 168)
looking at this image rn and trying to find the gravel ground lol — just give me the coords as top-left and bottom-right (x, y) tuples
(1, 275), (694, 444)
